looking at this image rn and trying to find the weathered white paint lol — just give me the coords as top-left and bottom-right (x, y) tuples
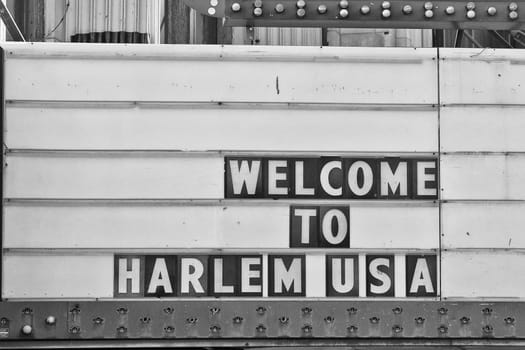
(305, 255), (326, 297)
(441, 154), (525, 200)
(4, 44), (437, 104)
(349, 206), (439, 249)
(5, 154), (224, 199)
(5, 105), (438, 152)
(443, 202), (525, 249)
(2, 255), (114, 299)
(442, 250), (525, 299)
(440, 48), (525, 105)
(441, 106), (525, 152)
(4, 204), (436, 249)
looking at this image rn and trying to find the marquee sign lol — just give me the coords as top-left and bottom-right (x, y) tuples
(2, 44), (525, 343)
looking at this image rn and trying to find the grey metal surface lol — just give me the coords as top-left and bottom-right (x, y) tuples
(0, 300), (523, 341)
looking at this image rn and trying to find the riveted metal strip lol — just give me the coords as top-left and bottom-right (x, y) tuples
(0, 301), (524, 341)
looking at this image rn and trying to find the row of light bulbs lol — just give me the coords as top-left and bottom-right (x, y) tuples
(231, 1), (519, 20)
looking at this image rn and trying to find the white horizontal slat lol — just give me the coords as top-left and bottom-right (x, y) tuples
(440, 48), (525, 105)
(441, 106), (525, 152)
(441, 154), (525, 200)
(5, 154), (224, 199)
(4, 44), (437, 104)
(2, 255), (114, 299)
(5, 105), (438, 152)
(4, 205), (289, 249)
(350, 206), (439, 249)
(4, 204), (436, 249)
(442, 250), (525, 299)
(443, 202), (525, 249)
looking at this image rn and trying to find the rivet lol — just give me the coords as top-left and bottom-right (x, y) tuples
(415, 317), (425, 324)
(487, 6), (497, 15)
(233, 316), (244, 324)
(164, 326), (175, 333)
(317, 4), (327, 13)
(482, 308), (493, 316)
(210, 325), (221, 333)
(279, 316), (289, 325)
(438, 325), (448, 334)
(116, 307), (128, 315)
(45, 316), (56, 326)
(392, 307), (403, 314)
(483, 325), (494, 333)
(360, 5), (371, 14)
(163, 307), (174, 314)
(116, 326), (127, 334)
(347, 325), (358, 333)
(256, 324), (267, 333)
(302, 307), (312, 315)
(231, 2), (241, 12)
(402, 5), (413, 14)
(69, 326), (81, 334)
(339, 0), (349, 8)
(22, 308), (33, 315)
(93, 317), (104, 325)
(382, 1), (391, 9)
(302, 324), (312, 333)
(325, 316), (335, 324)
(21, 325), (33, 335)
(275, 3), (285, 12)
(370, 317), (380, 324)
(254, 0), (263, 7)
(460, 316), (470, 325)
(140, 316), (151, 324)
(466, 1), (476, 10)
(393, 325), (403, 333)
(210, 307), (221, 315)
(186, 317), (198, 325)
(509, 2), (518, 11)
(256, 306), (267, 315)
(0, 318), (9, 326)
(347, 307), (358, 315)
(438, 307), (448, 315)
(505, 317), (516, 325)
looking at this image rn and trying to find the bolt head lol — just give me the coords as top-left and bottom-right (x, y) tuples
(231, 2), (241, 11)
(45, 316), (56, 325)
(21, 325), (32, 335)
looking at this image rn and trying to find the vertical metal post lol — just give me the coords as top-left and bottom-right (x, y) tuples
(454, 30), (463, 47)
(14, 0), (44, 41)
(164, 0), (190, 44)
